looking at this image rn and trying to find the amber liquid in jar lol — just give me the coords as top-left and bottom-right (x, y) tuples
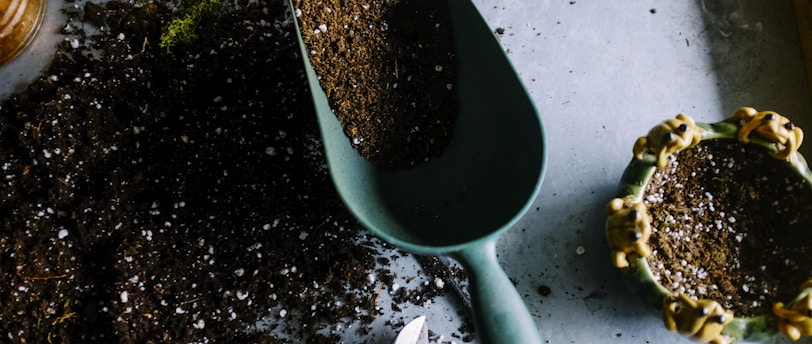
(0, 0), (47, 66)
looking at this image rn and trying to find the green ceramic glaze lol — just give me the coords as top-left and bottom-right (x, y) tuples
(287, 1), (545, 342)
(611, 111), (812, 343)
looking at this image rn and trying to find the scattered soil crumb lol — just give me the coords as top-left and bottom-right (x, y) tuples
(537, 285), (552, 297)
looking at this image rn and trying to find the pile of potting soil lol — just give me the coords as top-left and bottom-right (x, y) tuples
(0, 0), (472, 342)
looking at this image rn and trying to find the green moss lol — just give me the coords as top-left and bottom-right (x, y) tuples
(160, 0), (222, 51)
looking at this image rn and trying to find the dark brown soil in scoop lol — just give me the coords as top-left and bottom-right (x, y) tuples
(293, 0), (458, 168)
(643, 140), (812, 317)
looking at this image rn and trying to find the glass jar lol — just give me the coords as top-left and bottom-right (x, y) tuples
(0, 0), (47, 66)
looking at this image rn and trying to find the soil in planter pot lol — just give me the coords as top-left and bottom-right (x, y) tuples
(293, 0), (458, 168)
(643, 140), (812, 317)
(0, 0), (473, 342)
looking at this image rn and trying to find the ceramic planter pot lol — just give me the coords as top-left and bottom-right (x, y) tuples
(607, 107), (812, 344)
(0, 0), (47, 66)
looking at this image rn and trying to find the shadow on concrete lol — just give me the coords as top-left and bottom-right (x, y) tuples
(697, 0), (812, 155)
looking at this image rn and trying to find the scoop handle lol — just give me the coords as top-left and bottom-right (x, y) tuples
(454, 240), (542, 344)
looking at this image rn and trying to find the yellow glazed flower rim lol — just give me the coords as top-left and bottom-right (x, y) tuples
(607, 107), (812, 344)
(0, 0), (47, 67)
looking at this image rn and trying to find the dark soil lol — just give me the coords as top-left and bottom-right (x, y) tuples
(0, 0), (472, 342)
(644, 140), (812, 316)
(293, 0), (458, 168)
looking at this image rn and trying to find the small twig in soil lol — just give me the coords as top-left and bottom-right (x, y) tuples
(52, 312), (77, 325)
(117, 9), (131, 25)
(369, 283), (384, 316)
(139, 37), (148, 54)
(25, 274), (69, 281)
(180, 297), (201, 304)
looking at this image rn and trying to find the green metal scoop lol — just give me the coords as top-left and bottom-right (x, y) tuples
(288, 1), (545, 342)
